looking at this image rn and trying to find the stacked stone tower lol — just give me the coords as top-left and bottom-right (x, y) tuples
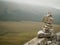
(42, 12), (56, 45)
(42, 11), (53, 31)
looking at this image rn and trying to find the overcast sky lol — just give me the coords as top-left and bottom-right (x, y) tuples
(1, 0), (60, 9)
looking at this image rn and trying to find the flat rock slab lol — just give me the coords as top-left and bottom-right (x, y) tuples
(24, 37), (45, 45)
(24, 32), (60, 45)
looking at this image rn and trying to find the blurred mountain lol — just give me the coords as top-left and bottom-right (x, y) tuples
(0, 1), (60, 24)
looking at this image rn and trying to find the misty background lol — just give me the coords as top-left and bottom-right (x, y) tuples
(0, 0), (60, 24)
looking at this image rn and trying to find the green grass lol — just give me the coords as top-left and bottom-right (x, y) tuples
(0, 21), (60, 45)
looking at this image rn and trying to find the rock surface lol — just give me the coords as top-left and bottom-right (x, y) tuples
(24, 37), (45, 45)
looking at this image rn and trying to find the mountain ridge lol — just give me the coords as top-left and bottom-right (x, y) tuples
(0, 1), (60, 24)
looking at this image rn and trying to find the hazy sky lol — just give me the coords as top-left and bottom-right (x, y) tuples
(1, 0), (60, 9)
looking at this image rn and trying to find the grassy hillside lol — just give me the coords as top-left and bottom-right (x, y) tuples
(0, 21), (60, 45)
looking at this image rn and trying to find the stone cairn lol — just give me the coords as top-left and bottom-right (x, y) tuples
(40, 12), (56, 45)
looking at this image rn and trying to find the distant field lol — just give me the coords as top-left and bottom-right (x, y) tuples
(0, 21), (60, 45)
